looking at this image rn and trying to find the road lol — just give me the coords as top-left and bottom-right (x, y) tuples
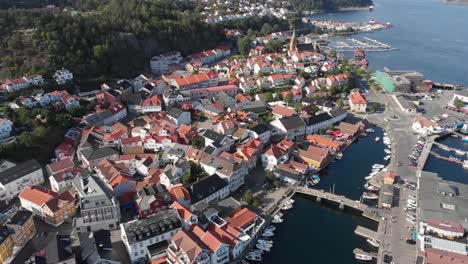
(358, 76), (420, 264)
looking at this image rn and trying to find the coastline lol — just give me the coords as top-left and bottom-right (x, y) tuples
(443, 0), (468, 4)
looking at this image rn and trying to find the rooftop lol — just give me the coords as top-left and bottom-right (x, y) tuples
(0, 159), (42, 185)
(122, 209), (181, 243)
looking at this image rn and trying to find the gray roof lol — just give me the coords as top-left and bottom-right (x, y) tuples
(189, 175), (228, 204)
(419, 171), (468, 229)
(0, 160), (42, 185)
(167, 107), (185, 119)
(81, 146), (119, 161)
(279, 115), (306, 130)
(122, 209), (181, 243)
(73, 175), (114, 201)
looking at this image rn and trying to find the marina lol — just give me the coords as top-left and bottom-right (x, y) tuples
(332, 37), (398, 52)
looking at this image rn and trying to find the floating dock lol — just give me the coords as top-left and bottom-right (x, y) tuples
(332, 37), (398, 52)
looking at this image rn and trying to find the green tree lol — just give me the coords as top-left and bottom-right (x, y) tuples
(283, 93), (292, 104)
(260, 23), (273, 35)
(454, 98), (464, 109)
(191, 136), (205, 149)
(243, 190), (254, 204)
(182, 172), (192, 185)
(237, 36), (251, 56)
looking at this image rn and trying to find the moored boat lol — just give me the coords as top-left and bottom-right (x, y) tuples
(384, 155), (391, 161)
(271, 218), (283, 224)
(364, 183), (380, 191)
(384, 149), (392, 154)
(286, 199), (295, 205)
(353, 248), (373, 261)
(265, 226), (276, 232)
(372, 164), (385, 169)
(362, 192), (379, 200)
(366, 238), (380, 247)
(256, 244), (271, 251)
(464, 160), (468, 169)
(375, 137), (380, 142)
(262, 231), (275, 237)
(246, 254), (262, 262)
(281, 204), (293, 210)
(366, 128), (374, 133)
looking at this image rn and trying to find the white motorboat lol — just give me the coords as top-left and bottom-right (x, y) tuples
(382, 168), (388, 172)
(262, 231), (275, 237)
(364, 183), (380, 191)
(264, 226), (276, 232)
(271, 218), (283, 224)
(285, 199), (295, 205)
(258, 239), (273, 246)
(365, 174), (376, 180)
(256, 244), (271, 251)
(463, 160), (468, 169)
(384, 155), (391, 161)
(281, 204), (293, 210)
(250, 249), (263, 255)
(353, 248), (372, 261)
(367, 238), (380, 247)
(374, 137), (380, 142)
(372, 164), (385, 169)
(274, 212), (283, 219)
(246, 254), (262, 261)
(362, 192), (379, 200)
(372, 168), (381, 173)
(384, 149), (392, 154)
(366, 128), (375, 133)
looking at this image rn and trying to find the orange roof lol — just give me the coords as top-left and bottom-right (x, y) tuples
(201, 231), (223, 253)
(170, 201), (193, 221)
(108, 174), (130, 188)
(19, 186), (55, 206)
(414, 116), (436, 128)
(385, 171), (396, 180)
(306, 134), (340, 150)
(207, 224), (238, 247)
(272, 105), (296, 117)
(169, 184), (191, 202)
(298, 145), (329, 163)
(229, 208), (257, 229)
(350, 90), (367, 105)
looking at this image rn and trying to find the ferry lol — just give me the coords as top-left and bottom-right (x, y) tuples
(375, 137), (380, 142)
(353, 248), (373, 261)
(367, 238), (380, 247)
(362, 192), (379, 200)
(372, 164), (385, 169)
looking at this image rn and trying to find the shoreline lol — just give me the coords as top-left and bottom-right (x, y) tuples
(443, 0), (468, 4)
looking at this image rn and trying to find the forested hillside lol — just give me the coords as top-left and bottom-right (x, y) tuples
(0, 0), (224, 79)
(288, 0), (373, 11)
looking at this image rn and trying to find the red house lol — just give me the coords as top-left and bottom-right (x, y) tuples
(135, 184), (172, 218)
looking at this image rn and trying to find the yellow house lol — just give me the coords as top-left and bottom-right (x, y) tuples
(383, 171), (396, 185)
(298, 146), (330, 169)
(5, 210), (36, 248)
(0, 226), (13, 264)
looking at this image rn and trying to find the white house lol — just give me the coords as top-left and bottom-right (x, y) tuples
(412, 116), (443, 135)
(0, 159), (44, 202)
(23, 75), (44, 86)
(349, 89), (367, 113)
(261, 145), (288, 170)
(270, 115), (306, 140)
(120, 209), (182, 264)
(54, 68), (73, 84)
(189, 175), (230, 211)
(0, 118), (13, 140)
(248, 124), (271, 144)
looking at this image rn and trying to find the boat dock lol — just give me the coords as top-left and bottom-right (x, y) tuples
(429, 151), (464, 165)
(294, 187), (367, 211)
(332, 37), (398, 52)
(416, 136), (437, 171)
(354, 226), (379, 241)
(433, 141), (467, 156)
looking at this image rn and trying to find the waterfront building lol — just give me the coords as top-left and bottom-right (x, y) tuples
(19, 186), (76, 227)
(0, 160), (44, 203)
(412, 116), (443, 135)
(349, 89), (368, 113)
(297, 145), (330, 169)
(447, 91), (468, 113)
(166, 229), (212, 264)
(120, 209), (182, 264)
(375, 69), (423, 94)
(418, 171), (468, 255)
(420, 248), (468, 264)
(306, 134), (342, 153)
(379, 184), (394, 208)
(72, 175), (121, 233)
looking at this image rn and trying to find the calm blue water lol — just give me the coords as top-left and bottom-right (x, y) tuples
(312, 0), (468, 86)
(424, 136), (468, 184)
(265, 1), (468, 263)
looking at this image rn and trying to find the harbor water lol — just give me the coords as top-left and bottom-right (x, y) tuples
(264, 0), (468, 261)
(262, 129), (384, 263)
(312, 0), (468, 86)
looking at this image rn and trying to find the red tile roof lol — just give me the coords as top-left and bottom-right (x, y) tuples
(228, 208), (257, 229)
(424, 248), (468, 264)
(48, 157), (74, 174)
(272, 105), (296, 117)
(170, 201), (193, 221)
(169, 184), (191, 203)
(350, 90), (367, 105)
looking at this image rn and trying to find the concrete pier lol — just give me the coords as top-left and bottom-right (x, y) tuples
(354, 226), (379, 241)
